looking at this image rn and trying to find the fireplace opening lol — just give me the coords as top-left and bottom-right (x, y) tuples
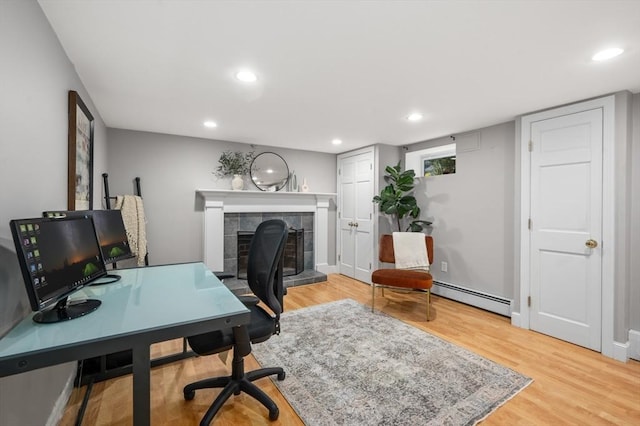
(237, 228), (304, 279)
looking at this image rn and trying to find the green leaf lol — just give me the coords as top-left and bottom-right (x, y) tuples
(406, 222), (421, 232)
(372, 163), (432, 232)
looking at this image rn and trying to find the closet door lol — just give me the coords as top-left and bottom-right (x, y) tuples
(519, 94), (617, 357)
(527, 108), (603, 350)
(337, 148), (374, 283)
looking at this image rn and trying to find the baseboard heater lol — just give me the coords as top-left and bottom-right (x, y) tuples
(432, 280), (511, 317)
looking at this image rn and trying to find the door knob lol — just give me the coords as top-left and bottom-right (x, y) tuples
(585, 239), (598, 249)
(353, 222), (359, 227)
(348, 222), (354, 227)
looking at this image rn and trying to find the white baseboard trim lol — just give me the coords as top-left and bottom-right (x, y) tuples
(319, 264), (339, 275)
(629, 329), (640, 361)
(46, 369), (75, 426)
(612, 340), (630, 363)
(432, 280), (511, 317)
(511, 311), (521, 327)
(507, 316), (635, 363)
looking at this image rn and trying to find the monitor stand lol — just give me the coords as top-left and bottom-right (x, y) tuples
(90, 273), (122, 285)
(33, 297), (101, 324)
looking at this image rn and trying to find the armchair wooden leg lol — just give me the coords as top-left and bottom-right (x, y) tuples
(371, 283), (375, 312)
(426, 290), (431, 321)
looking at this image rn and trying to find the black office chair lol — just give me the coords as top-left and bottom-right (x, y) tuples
(184, 219), (288, 425)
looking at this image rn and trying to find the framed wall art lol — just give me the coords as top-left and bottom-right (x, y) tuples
(67, 90), (94, 210)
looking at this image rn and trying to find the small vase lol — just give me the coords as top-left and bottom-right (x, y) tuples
(231, 174), (244, 190)
(301, 177), (309, 192)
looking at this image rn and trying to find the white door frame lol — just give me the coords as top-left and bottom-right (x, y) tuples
(519, 95), (615, 358)
(336, 146), (376, 283)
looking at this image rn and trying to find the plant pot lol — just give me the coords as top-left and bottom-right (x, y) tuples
(231, 174), (244, 190)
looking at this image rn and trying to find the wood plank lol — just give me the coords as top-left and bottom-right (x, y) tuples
(59, 274), (640, 425)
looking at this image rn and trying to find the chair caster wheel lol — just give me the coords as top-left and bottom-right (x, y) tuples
(277, 371), (286, 381)
(183, 390), (195, 400)
(269, 407), (279, 421)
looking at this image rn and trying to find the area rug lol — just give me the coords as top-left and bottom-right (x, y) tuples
(252, 299), (532, 426)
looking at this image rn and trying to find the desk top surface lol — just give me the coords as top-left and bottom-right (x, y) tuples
(0, 262), (248, 359)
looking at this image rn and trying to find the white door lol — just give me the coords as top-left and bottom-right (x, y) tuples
(337, 149), (374, 283)
(529, 108), (603, 351)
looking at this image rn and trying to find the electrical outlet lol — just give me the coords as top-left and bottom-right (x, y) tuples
(440, 261), (448, 272)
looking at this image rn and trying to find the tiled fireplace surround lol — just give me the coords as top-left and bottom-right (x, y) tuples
(197, 189), (335, 294)
(223, 211), (314, 275)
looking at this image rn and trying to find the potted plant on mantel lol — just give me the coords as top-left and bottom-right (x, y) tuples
(372, 163), (432, 232)
(214, 151), (254, 190)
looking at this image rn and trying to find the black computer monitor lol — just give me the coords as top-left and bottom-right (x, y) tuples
(44, 210), (134, 284)
(10, 215), (107, 323)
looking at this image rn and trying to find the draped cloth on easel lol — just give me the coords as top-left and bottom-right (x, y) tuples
(115, 195), (147, 266)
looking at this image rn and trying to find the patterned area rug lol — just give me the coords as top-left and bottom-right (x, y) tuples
(252, 299), (532, 426)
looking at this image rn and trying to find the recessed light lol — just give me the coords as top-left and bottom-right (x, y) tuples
(235, 70), (257, 82)
(592, 47), (624, 62)
(407, 113), (423, 122)
(332, 139), (342, 145)
(204, 121), (217, 128)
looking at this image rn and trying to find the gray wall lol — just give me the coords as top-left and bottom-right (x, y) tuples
(0, 1), (108, 424)
(106, 129), (337, 266)
(406, 122), (516, 299)
(614, 91), (633, 343)
(631, 92), (640, 332)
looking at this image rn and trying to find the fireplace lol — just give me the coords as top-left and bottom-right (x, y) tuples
(237, 228), (304, 279)
(196, 189), (335, 274)
(222, 212), (313, 277)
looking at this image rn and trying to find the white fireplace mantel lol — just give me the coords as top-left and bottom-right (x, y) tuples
(196, 189), (336, 273)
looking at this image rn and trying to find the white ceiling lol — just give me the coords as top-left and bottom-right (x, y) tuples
(39, 0), (640, 154)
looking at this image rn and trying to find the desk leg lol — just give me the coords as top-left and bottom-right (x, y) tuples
(132, 344), (151, 426)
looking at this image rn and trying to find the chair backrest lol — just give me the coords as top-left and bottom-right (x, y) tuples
(378, 234), (434, 265)
(247, 219), (289, 319)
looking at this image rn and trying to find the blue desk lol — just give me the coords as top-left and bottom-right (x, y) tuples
(0, 262), (250, 425)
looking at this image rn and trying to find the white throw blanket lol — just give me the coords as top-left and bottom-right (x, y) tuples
(392, 232), (430, 271)
(115, 195), (147, 266)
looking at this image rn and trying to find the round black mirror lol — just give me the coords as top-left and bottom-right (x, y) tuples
(250, 152), (289, 191)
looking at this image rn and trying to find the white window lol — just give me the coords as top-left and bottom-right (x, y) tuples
(405, 143), (456, 177)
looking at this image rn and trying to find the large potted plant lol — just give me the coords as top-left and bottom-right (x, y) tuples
(372, 163), (432, 232)
(214, 151), (254, 190)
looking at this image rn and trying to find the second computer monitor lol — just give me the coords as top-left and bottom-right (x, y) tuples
(44, 210), (134, 264)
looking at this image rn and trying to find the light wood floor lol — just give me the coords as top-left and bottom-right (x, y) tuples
(60, 274), (640, 425)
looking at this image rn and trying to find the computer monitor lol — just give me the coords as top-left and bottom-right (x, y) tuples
(43, 210), (134, 284)
(10, 215), (107, 323)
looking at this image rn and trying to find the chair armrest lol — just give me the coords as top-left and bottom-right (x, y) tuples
(238, 295), (260, 306)
(214, 272), (235, 280)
